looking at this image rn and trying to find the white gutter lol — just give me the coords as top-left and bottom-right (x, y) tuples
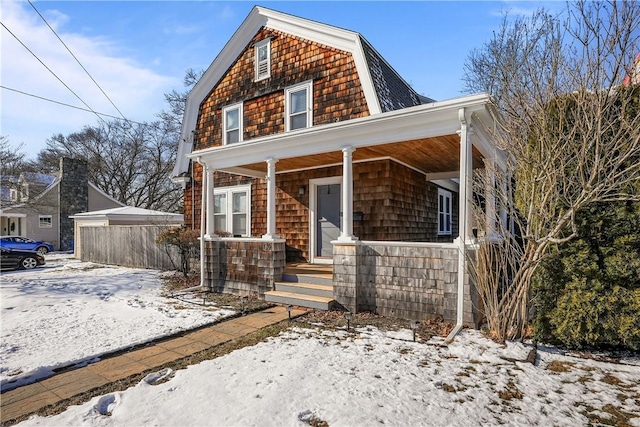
(446, 108), (470, 344)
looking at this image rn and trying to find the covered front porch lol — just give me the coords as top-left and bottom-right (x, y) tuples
(192, 94), (504, 327)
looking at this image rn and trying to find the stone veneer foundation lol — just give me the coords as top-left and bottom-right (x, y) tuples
(333, 241), (479, 325)
(203, 238), (285, 296)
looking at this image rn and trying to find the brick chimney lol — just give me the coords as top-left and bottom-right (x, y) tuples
(58, 157), (88, 251)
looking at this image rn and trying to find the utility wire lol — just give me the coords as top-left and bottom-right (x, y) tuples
(1, 86), (145, 125)
(1, 21), (104, 124)
(27, 0), (128, 121)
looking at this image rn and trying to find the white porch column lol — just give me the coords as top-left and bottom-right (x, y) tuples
(263, 158), (279, 239)
(484, 157), (497, 238)
(338, 146), (357, 242)
(204, 166), (215, 238)
(457, 110), (473, 243)
(447, 107), (473, 343)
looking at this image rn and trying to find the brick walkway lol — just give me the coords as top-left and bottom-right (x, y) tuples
(0, 305), (308, 424)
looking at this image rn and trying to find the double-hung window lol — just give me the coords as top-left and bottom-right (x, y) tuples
(438, 188), (452, 235)
(223, 103), (243, 144)
(285, 81), (313, 131)
(254, 39), (271, 81)
(213, 185), (251, 237)
(39, 215), (52, 228)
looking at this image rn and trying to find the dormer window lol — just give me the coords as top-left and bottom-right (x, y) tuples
(20, 184), (29, 202)
(285, 81), (313, 131)
(223, 103), (243, 144)
(9, 188), (17, 202)
(254, 39), (271, 81)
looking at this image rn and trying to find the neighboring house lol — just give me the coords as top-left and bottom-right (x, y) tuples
(0, 157), (125, 251)
(172, 7), (505, 326)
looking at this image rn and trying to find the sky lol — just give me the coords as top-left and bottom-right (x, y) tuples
(2, 254), (639, 426)
(0, 0), (565, 161)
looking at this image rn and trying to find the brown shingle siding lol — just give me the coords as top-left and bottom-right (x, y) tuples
(193, 28), (369, 151)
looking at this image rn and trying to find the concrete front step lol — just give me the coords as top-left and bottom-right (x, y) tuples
(281, 273), (332, 286)
(274, 281), (334, 298)
(264, 290), (335, 310)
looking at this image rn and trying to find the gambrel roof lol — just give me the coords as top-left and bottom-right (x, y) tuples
(173, 6), (432, 177)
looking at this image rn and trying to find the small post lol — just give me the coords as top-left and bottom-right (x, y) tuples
(286, 304), (293, 320)
(411, 321), (420, 342)
(345, 312), (353, 331)
(241, 295), (249, 315)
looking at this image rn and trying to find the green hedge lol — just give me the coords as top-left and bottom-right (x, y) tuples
(532, 201), (640, 350)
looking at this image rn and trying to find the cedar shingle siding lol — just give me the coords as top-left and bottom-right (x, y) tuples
(182, 25), (455, 262)
(192, 28), (369, 151)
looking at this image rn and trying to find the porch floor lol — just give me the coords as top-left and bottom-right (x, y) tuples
(284, 262), (333, 279)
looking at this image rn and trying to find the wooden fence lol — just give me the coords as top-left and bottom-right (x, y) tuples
(79, 225), (181, 271)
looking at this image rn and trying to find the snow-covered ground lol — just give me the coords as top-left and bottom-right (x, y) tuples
(0, 254), (234, 389)
(2, 254), (640, 426)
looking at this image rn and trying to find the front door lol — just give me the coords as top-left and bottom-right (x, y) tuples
(310, 177), (341, 263)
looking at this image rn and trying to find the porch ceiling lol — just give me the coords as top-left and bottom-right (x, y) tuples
(226, 134), (484, 175)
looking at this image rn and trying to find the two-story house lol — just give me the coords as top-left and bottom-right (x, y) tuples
(1, 157), (125, 251)
(172, 6), (505, 329)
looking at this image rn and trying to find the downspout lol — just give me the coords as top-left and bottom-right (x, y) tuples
(197, 157), (206, 290)
(446, 108), (470, 344)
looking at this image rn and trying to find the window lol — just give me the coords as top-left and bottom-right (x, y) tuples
(438, 188), (452, 235)
(213, 185), (251, 237)
(285, 81), (313, 131)
(223, 103), (243, 144)
(9, 189), (17, 202)
(39, 215), (53, 228)
(20, 184), (29, 202)
(254, 39), (271, 81)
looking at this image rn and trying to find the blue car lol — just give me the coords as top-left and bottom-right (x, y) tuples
(0, 236), (54, 256)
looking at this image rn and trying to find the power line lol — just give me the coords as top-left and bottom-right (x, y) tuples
(1, 21), (104, 124)
(27, 0), (128, 121)
(0, 86), (146, 125)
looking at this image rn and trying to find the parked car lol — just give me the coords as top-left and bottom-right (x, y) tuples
(0, 236), (54, 255)
(0, 247), (46, 270)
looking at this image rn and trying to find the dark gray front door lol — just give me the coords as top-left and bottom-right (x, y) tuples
(316, 183), (341, 257)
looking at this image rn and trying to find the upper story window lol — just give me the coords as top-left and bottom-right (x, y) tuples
(223, 103), (243, 145)
(438, 188), (452, 235)
(9, 188), (17, 202)
(285, 81), (313, 131)
(213, 184), (251, 237)
(254, 39), (271, 81)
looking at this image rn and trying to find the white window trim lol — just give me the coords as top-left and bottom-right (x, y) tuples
(222, 102), (243, 145)
(20, 184), (29, 202)
(285, 80), (313, 132)
(254, 38), (271, 82)
(213, 184), (252, 237)
(39, 215), (53, 228)
(437, 188), (452, 236)
(9, 188), (17, 202)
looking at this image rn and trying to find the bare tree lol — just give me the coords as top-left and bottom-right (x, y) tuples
(463, 1), (640, 342)
(38, 119), (183, 212)
(0, 136), (27, 178)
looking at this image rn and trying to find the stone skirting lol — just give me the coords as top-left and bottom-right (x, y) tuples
(333, 241), (479, 325)
(203, 237), (285, 296)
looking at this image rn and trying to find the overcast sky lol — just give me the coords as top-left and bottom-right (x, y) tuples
(1, 0), (564, 160)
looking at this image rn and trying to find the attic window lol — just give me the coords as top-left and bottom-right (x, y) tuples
(254, 39), (271, 81)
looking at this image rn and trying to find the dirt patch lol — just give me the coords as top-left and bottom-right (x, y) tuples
(297, 309), (455, 341)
